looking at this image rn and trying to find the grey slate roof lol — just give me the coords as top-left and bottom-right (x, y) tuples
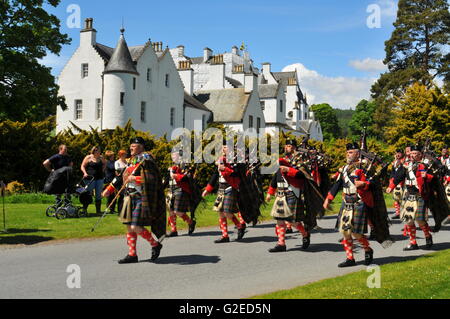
(225, 76), (243, 88)
(95, 43), (148, 63)
(258, 84), (279, 98)
(104, 33), (139, 75)
(184, 93), (211, 112)
(195, 88), (250, 122)
(272, 71), (296, 87)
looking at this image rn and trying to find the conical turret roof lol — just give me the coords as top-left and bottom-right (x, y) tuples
(104, 29), (139, 75)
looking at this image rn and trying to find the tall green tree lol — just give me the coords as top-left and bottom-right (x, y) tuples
(348, 99), (376, 137)
(371, 0), (450, 139)
(0, 0), (71, 121)
(385, 82), (449, 150)
(310, 103), (341, 141)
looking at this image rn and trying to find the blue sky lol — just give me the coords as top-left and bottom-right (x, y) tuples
(42, 0), (399, 109)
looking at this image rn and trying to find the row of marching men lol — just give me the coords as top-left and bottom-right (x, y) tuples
(102, 137), (450, 267)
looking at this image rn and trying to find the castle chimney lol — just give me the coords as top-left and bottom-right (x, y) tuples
(203, 47), (212, 62)
(80, 18), (96, 47)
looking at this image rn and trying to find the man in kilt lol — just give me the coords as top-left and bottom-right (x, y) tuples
(265, 140), (315, 252)
(390, 149), (406, 220)
(386, 145), (434, 250)
(202, 144), (247, 243)
(103, 137), (166, 264)
(323, 142), (375, 267)
(166, 150), (197, 237)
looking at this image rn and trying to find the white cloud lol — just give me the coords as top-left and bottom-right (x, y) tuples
(377, 0), (397, 18)
(349, 58), (387, 72)
(282, 63), (377, 109)
(38, 53), (69, 75)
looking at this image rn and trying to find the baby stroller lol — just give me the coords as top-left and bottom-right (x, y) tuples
(43, 167), (93, 219)
(54, 176), (94, 220)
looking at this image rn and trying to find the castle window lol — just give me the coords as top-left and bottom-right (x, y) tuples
(133, 77), (136, 90)
(165, 74), (170, 87)
(170, 107), (175, 126)
(120, 92), (125, 106)
(95, 98), (101, 120)
(249, 115), (253, 128)
(279, 100), (283, 113)
(141, 102), (146, 123)
(260, 101), (265, 111)
(81, 64), (88, 78)
(147, 68), (152, 82)
(257, 117), (261, 134)
(75, 100), (83, 120)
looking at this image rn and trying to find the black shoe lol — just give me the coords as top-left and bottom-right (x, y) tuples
(118, 255), (138, 264)
(237, 224), (246, 240)
(391, 214), (400, 220)
(403, 244), (419, 251)
(188, 220), (197, 235)
(214, 237), (230, 243)
(167, 231), (178, 237)
(302, 234), (311, 250)
(364, 248), (374, 266)
(150, 243), (162, 262)
(286, 228), (293, 234)
(338, 258), (356, 268)
(268, 245), (287, 253)
(425, 235), (433, 249)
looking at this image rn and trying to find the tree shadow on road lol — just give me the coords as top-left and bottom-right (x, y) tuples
(0, 233), (55, 246)
(288, 242), (344, 253)
(235, 235), (276, 244)
(149, 254), (221, 265)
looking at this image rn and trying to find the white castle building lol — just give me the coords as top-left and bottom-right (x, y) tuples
(56, 18), (322, 141)
(56, 18), (211, 135)
(170, 45), (322, 140)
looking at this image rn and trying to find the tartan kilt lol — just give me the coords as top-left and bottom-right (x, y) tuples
(119, 193), (152, 226)
(170, 189), (190, 213)
(222, 187), (239, 214)
(337, 195), (368, 235)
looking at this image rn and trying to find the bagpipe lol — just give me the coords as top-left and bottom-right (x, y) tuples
(91, 155), (147, 232)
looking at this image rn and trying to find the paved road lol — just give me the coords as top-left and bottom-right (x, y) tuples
(1, 212), (449, 299)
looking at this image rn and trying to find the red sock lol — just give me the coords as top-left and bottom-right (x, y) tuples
(357, 236), (371, 252)
(407, 225), (417, 245)
(219, 217), (228, 238)
(286, 221), (292, 230)
(275, 225), (279, 236)
(230, 215), (244, 229)
(181, 214), (192, 225)
(277, 224), (286, 246)
(138, 229), (158, 247)
(342, 239), (354, 260)
(295, 223), (308, 237)
(237, 212), (245, 224)
(420, 224), (431, 238)
(126, 232), (137, 256)
(394, 202), (400, 216)
(168, 215), (177, 232)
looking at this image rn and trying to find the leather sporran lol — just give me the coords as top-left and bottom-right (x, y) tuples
(392, 185), (403, 202)
(213, 189), (225, 212)
(339, 205), (354, 236)
(270, 194), (295, 219)
(401, 199), (417, 223)
(119, 195), (133, 223)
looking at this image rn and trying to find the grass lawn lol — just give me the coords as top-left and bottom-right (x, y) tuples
(252, 249), (450, 299)
(0, 192), (392, 246)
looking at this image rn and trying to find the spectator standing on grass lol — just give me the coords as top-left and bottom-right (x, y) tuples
(43, 145), (73, 206)
(81, 146), (106, 215)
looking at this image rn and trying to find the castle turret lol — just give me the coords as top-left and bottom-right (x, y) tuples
(102, 28), (139, 129)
